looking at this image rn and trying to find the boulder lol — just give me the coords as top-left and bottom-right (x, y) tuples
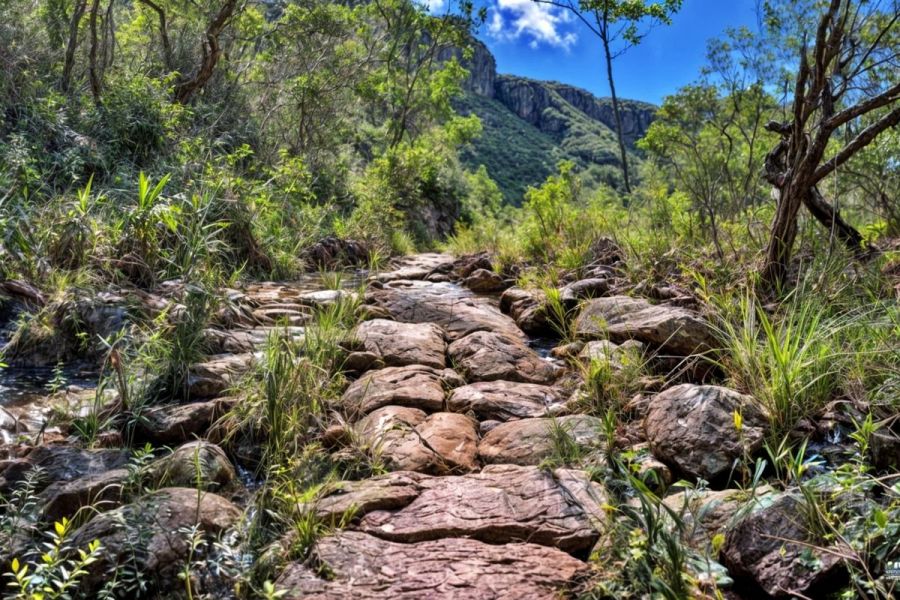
(0, 445), (129, 495)
(453, 253), (493, 279)
(301, 236), (370, 270)
(356, 407), (478, 474)
(499, 287), (548, 334)
(357, 464), (605, 552)
(134, 398), (235, 444)
(446, 381), (566, 421)
(275, 531), (588, 599)
(365, 280), (525, 341)
(575, 296), (716, 355)
(721, 492), (847, 597)
(577, 339), (645, 369)
(662, 487), (772, 550)
(463, 268), (506, 293)
(40, 468), (129, 522)
(448, 331), (562, 385)
(348, 319), (446, 370)
(478, 415), (603, 466)
(147, 441), (237, 492)
(340, 365), (464, 417)
(188, 353), (256, 398)
(69, 487), (242, 595)
(645, 384), (768, 481)
(560, 278), (610, 307)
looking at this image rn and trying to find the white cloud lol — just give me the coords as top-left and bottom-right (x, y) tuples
(488, 0), (578, 50)
(420, 0), (449, 14)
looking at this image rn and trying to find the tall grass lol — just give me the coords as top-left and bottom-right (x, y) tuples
(713, 255), (899, 439)
(223, 291), (362, 567)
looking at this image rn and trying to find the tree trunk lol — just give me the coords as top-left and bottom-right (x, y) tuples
(61, 0), (88, 93)
(174, 1), (238, 104)
(137, 0), (174, 72)
(761, 183), (804, 288)
(803, 187), (871, 255)
(601, 36), (631, 197)
(88, 0), (102, 103)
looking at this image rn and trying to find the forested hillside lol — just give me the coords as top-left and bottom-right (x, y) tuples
(452, 39), (656, 201)
(0, 1), (898, 599)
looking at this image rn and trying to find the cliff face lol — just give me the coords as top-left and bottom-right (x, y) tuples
(441, 39), (496, 98)
(460, 39), (655, 146)
(454, 38), (656, 202)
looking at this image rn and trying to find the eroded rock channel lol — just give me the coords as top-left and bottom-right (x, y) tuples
(0, 252), (857, 599)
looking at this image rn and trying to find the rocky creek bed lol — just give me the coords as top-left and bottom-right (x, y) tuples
(0, 252), (892, 599)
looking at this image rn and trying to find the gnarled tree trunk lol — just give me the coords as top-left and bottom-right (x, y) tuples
(759, 0), (899, 289)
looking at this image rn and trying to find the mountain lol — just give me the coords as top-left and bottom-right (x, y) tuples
(450, 40), (657, 203)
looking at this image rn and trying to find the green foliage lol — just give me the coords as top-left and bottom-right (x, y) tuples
(5, 519), (102, 600)
(455, 85), (651, 203)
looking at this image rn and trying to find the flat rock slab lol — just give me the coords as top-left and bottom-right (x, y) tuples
(575, 296), (716, 355)
(447, 381), (567, 421)
(478, 415), (603, 466)
(645, 384), (768, 481)
(357, 464), (605, 552)
(366, 280), (526, 342)
(349, 319), (447, 369)
(448, 331), (562, 385)
(203, 327), (304, 354)
(315, 471), (432, 523)
(276, 531), (588, 600)
(340, 365), (464, 417)
(373, 253), (458, 283)
(356, 407), (478, 474)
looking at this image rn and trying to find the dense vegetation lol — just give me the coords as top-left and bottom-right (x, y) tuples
(0, 0), (897, 599)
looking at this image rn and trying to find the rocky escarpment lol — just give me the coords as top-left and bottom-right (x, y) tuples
(494, 77), (655, 146)
(458, 39), (654, 145)
(452, 38), (656, 200)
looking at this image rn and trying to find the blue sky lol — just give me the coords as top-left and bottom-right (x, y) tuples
(429, 1), (762, 105)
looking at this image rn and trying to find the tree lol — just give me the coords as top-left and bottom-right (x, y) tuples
(361, 0), (482, 150)
(640, 25), (780, 257)
(759, 0), (899, 288)
(173, 0), (241, 104)
(534, 0), (682, 194)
